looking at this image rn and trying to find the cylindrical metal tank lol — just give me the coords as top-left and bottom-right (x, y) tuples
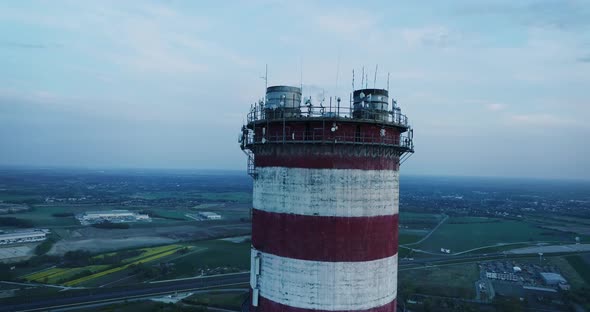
(353, 88), (389, 121)
(265, 86), (302, 118)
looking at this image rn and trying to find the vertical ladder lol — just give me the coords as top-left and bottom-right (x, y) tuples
(244, 149), (257, 178)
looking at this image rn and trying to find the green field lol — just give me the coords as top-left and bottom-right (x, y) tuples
(23, 265), (109, 284)
(0, 194), (44, 202)
(565, 255), (590, 285)
(399, 212), (442, 221)
(21, 244), (188, 286)
(76, 239), (252, 287)
(130, 191), (250, 203)
(398, 263), (478, 298)
(25, 239), (253, 286)
(163, 239), (251, 280)
(9, 206), (79, 227)
(399, 232), (424, 245)
(184, 291), (248, 309)
(399, 212), (442, 229)
(416, 217), (570, 253)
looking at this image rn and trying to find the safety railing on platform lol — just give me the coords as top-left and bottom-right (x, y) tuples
(243, 130), (414, 151)
(246, 103), (410, 127)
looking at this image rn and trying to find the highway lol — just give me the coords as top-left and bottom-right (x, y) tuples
(0, 273), (250, 312)
(0, 254), (522, 312)
(3, 250), (586, 312)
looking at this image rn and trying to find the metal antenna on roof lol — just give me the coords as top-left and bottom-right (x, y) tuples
(374, 64), (378, 89)
(300, 57), (303, 94)
(361, 67), (365, 90)
(387, 72), (390, 95)
(335, 52), (341, 90)
(260, 64), (268, 104)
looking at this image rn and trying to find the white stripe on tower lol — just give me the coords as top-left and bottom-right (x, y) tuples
(251, 249), (398, 311)
(253, 167), (399, 217)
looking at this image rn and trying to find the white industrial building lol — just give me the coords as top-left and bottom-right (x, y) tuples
(540, 272), (567, 285)
(77, 210), (151, 225)
(486, 272), (520, 282)
(0, 229), (49, 245)
(198, 211), (222, 220)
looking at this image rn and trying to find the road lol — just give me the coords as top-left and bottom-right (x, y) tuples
(402, 214), (448, 247)
(3, 249), (587, 312)
(0, 272), (250, 312)
(0, 254), (539, 312)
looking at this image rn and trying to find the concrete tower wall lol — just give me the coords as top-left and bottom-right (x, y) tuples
(250, 154), (400, 312)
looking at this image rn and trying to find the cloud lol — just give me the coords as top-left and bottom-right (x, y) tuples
(508, 113), (580, 128)
(486, 103), (506, 111)
(455, 1), (590, 32)
(0, 2), (252, 75)
(0, 42), (62, 49)
(578, 55), (590, 63)
(400, 26), (457, 48)
(310, 6), (377, 39)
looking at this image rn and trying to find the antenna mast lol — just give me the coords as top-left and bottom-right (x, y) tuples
(387, 72), (390, 95)
(361, 67), (365, 89)
(300, 58), (303, 93)
(261, 64), (268, 104)
(374, 64), (378, 89)
(335, 53), (341, 90)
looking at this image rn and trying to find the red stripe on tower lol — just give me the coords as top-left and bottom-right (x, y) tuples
(252, 208), (399, 262)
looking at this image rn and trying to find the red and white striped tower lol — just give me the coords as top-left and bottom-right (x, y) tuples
(240, 85), (413, 312)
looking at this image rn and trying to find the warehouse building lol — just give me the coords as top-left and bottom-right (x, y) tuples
(198, 211), (222, 220)
(0, 229), (49, 245)
(77, 210), (150, 225)
(540, 272), (568, 286)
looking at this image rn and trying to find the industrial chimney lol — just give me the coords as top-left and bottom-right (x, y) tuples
(240, 85), (414, 312)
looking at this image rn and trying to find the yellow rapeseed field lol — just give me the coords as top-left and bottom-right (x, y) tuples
(64, 245), (185, 286)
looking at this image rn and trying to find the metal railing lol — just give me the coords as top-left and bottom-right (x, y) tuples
(243, 130), (414, 150)
(246, 103), (410, 127)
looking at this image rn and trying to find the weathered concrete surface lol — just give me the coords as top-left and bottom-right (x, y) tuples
(253, 167), (399, 217)
(251, 249), (397, 310)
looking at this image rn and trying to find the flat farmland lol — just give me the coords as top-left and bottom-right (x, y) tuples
(399, 232), (424, 245)
(184, 291), (249, 309)
(398, 262), (479, 298)
(399, 212), (442, 231)
(9, 205), (79, 227)
(416, 217), (571, 253)
(43, 239), (252, 287)
(162, 239), (251, 280)
(565, 254), (590, 285)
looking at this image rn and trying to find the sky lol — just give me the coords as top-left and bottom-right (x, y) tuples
(0, 0), (589, 179)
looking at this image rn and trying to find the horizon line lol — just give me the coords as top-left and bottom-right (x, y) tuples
(0, 164), (588, 182)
